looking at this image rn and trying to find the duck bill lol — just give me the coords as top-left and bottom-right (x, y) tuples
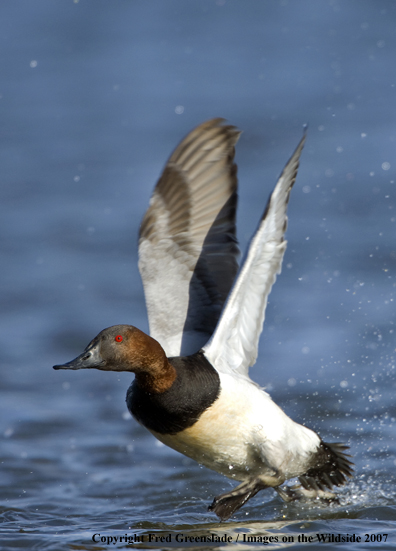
(53, 342), (105, 371)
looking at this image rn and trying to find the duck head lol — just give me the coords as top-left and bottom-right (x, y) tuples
(53, 324), (176, 393)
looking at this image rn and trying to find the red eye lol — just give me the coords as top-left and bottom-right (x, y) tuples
(115, 335), (123, 342)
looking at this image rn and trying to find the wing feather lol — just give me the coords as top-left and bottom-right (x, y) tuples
(138, 119), (241, 357)
(203, 133), (306, 376)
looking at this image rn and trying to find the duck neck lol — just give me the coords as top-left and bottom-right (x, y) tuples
(132, 334), (177, 393)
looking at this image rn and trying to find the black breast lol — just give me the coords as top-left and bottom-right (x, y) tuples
(126, 351), (220, 434)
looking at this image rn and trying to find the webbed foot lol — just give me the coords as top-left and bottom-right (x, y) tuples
(275, 483), (337, 503)
(208, 479), (267, 521)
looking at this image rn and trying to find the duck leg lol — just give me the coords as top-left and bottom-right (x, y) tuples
(208, 479), (268, 521)
(274, 485), (300, 502)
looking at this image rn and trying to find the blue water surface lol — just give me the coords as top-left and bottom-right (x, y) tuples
(0, 1), (395, 549)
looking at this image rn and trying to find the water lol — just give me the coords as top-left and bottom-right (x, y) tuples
(1, 1), (395, 549)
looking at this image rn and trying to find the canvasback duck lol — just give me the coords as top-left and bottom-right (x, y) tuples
(54, 119), (353, 521)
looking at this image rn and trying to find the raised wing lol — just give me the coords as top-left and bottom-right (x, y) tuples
(203, 133), (306, 376)
(138, 119), (241, 357)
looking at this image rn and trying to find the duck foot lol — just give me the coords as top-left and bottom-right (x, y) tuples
(275, 485), (300, 502)
(275, 484), (337, 503)
(208, 479), (267, 521)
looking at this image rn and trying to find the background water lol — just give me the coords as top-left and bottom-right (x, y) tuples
(1, 1), (395, 549)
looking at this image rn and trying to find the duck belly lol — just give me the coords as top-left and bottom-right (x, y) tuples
(149, 373), (320, 483)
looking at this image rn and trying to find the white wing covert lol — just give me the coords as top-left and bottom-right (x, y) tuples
(138, 119), (241, 357)
(203, 133), (306, 377)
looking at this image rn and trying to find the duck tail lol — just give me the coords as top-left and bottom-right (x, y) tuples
(298, 441), (354, 492)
